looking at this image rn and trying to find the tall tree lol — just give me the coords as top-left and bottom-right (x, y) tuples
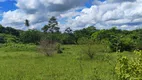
(42, 16), (59, 33)
(65, 27), (72, 34)
(25, 19), (30, 27)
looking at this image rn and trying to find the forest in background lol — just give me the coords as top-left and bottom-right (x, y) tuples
(0, 17), (142, 80)
(0, 17), (142, 52)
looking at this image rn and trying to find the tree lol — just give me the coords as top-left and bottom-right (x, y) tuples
(42, 25), (50, 33)
(40, 16), (61, 56)
(0, 25), (20, 37)
(85, 26), (97, 35)
(25, 19), (30, 27)
(5, 27), (20, 36)
(20, 30), (41, 44)
(0, 24), (5, 33)
(61, 27), (76, 44)
(42, 16), (59, 33)
(74, 26), (96, 44)
(109, 35), (135, 52)
(65, 27), (72, 34)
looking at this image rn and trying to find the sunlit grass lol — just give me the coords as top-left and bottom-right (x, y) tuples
(0, 44), (133, 80)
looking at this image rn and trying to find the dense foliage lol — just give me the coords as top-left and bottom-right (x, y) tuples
(0, 24), (20, 36)
(0, 16), (142, 80)
(115, 50), (142, 79)
(20, 30), (41, 44)
(0, 17), (142, 52)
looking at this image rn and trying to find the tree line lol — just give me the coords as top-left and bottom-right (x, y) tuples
(0, 16), (142, 52)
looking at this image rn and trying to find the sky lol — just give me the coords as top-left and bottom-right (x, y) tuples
(0, 0), (142, 31)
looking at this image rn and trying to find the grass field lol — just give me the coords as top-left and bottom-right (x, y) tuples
(0, 44), (133, 80)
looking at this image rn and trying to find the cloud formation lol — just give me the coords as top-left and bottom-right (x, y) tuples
(62, 0), (142, 30)
(0, 0), (88, 30)
(106, 0), (136, 3)
(1, 0), (142, 31)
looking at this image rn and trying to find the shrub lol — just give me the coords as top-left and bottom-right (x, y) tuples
(0, 36), (5, 43)
(62, 33), (76, 44)
(83, 43), (95, 59)
(109, 35), (135, 52)
(136, 40), (142, 50)
(56, 43), (62, 54)
(78, 38), (96, 59)
(38, 39), (57, 56)
(78, 37), (110, 59)
(115, 50), (142, 80)
(1, 43), (36, 52)
(77, 37), (89, 45)
(0, 34), (19, 43)
(20, 30), (41, 44)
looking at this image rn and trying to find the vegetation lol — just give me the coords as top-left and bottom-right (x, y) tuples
(25, 19), (30, 27)
(115, 50), (142, 80)
(20, 30), (41, 44)
(0, 16), (142, 79)
(0, 44), (125, 80)
(38, 39), (57, 56)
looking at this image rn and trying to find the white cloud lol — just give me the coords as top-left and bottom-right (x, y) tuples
(1, 0), (142, 31)
(106, 0), (136, 3)
(62, 0), (142, 30)
(0, 0), (88, 30)
(16, 0), (87, 13)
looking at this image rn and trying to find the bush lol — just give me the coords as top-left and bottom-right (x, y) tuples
(38, 39), (57, 56)
(62, 33), (76, 44)
(78, 38), (96, 59)
(0, 36), (5, 43)
(0, 34), (19, 43)
(78, 37), (110, 59)
(115, 50), (142, 80)
(77, 37), (90, 45)
(20, 30), (41, 44)
(109, 35), (135, 52)
(1, 43), (36, 52)
(136, 40), (142, 50)
(83, 44), (95, 59)
(56, 43), (62, 54)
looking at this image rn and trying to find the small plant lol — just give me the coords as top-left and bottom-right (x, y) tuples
(91, 68), (101, 80)
(78, 37), (109, 59)
(56, 43), (62, 54)
(78, 37), (96, 59)
(39, 39), (57, 56)
(84, 42), (95, 59)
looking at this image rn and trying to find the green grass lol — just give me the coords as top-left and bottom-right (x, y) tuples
(0, 44), (133, 80)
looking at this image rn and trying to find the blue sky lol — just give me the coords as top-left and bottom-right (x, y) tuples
(0, 1), (17, 11)
(0, 0), (94, 12)
(0, 0), (17, 20)
(0, 0), (142, 30)
(0, 0), (95, 11)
